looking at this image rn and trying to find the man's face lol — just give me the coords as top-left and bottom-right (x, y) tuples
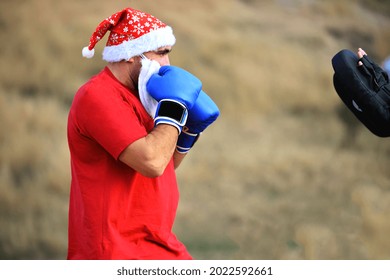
(133, 46), (172, 93)
(143, 46), (172, 66)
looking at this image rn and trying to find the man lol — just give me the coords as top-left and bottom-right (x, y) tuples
(67, 7), (219, 259)
(357, 48), (366, 64)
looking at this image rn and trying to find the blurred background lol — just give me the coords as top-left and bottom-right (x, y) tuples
(1, 0), (390, 259)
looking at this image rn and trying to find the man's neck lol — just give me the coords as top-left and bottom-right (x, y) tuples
(107, 62), (137, 93)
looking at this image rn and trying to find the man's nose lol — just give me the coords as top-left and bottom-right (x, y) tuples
(159, 56), (170, 66)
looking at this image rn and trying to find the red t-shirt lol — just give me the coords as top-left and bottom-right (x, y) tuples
(67, 67), (191, 260)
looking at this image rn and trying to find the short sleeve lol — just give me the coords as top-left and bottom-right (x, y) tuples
(74, 82), (148, 160)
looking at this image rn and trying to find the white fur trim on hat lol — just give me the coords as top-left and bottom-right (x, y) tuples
(102, 26), (176, 62)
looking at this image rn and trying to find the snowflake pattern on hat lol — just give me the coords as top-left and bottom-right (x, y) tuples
(82, 7), (175, 62)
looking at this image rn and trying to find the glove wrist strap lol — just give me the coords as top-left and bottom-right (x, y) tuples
(176, 129), (200, 153)
(154, 99), (188, 133)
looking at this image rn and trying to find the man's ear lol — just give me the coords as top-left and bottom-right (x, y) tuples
(128, 56), (143, 65)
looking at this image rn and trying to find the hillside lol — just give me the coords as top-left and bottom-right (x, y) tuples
(0, 0), (390, 259)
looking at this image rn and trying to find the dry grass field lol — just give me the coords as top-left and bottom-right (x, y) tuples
(1, 0), (390, 259)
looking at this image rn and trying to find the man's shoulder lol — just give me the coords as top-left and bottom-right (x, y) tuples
(75, 69), (119, 100)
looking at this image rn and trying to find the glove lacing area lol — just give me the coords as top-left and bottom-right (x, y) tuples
(358, 55), (390, 93)
(356, 54), (390, 124)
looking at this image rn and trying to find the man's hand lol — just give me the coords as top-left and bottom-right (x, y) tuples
(147, 66), (202, 133)
(176, 90), (220, 153)
(357, 48), (367, 66)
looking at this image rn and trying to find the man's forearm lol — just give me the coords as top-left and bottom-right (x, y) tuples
(173, 150), (187, 169)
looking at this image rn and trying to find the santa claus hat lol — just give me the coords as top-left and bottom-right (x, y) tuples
(82, 7), (176, 62)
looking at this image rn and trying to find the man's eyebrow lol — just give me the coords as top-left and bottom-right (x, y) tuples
(156, 48), (172, 55)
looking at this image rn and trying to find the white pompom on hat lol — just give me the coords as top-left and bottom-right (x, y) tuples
(82, 7), (176, 62)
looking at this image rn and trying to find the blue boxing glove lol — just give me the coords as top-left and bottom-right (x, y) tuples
(146, 66), (202, 133)
(176, 90), (220, 153)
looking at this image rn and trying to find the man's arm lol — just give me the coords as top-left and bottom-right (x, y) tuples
(119, 124), (178, 178)
(120, 66), (214, 176)
(173, 149), (187, 169)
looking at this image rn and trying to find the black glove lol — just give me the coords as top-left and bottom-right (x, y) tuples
(332, 49), (390, 137)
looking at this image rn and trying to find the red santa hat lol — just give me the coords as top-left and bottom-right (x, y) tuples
(82, 7), (176, 62)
